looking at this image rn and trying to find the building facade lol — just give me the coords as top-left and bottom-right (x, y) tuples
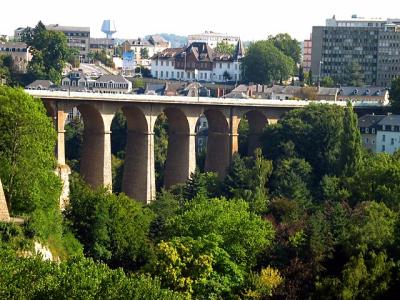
(358, 114), (386, 152)
(46, 24), (90, 62)
(0, 42), (32, 72)
(302, 37), (312, 72)
(377, 24), (400, 87)
(376, 115), (400, 154)
(311, 15), (400, 87)
(188, 31), (240, 48)
(151, 41), (244, 83)
(89, 38), (114, 56)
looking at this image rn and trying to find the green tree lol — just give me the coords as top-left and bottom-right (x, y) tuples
(321, 76), (335, 87)
(268, 33), (302, 65)
(0, 248), (184, 299)
(271, 158), (312, 203)
(165, 197), (275, 267)
(340, 61), (364, 86)
(262, 104), (345, 182)
(65, 179), (155, 270)
(151, 234), (244, 298)
(22, 21), (72, 84)
(316, 251), (395, 299)
(215, 41), (235, 56)
(338, 103), (362, 176)
(0, 86), (62, 240)
(389, 77), (400, 113)
(243, 40), (295, 84)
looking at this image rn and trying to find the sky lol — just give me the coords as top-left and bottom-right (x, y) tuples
(2, 0), (400, 41)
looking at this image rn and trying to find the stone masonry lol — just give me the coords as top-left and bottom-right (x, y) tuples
(0, 178), (10, 222)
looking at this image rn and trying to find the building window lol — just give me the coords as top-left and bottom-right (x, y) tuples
(372, 128), (375, 134)
(227, 63), (230, 69)
(166, 61), (169, 67)
(382, 134), (386, 142)
(382, 125), (386, 130)
(382, 145), (386, 152)
(160, 71), (163, 77)
(155, 71), (158, 77)
(365, 128), (369, 133)
(156, 60), (158, 66)
(219, 63), (222, 68)
(204, 73), (207, 79)
(177, 72), (180, 79)
(166, 71), (169, 78)
(391, 138), (395, 145)
(171, 71), (174, 78)
(161, 61), (163, 66)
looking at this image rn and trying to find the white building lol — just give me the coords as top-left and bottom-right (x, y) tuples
(376, 115), (400, 154)
(150, 41), (244, 83)
(188, 31), (240, 48)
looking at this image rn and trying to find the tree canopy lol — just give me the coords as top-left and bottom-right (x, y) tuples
(243, 40), (295, 84)
(22, 21), (72, 84)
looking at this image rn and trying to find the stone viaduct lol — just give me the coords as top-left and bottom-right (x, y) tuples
(25, 90), (385, 204)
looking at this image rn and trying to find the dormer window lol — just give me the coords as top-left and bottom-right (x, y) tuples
(365, 128), (369, 133)
(372, 128), (375, 134)
(382, 125), (386, 130)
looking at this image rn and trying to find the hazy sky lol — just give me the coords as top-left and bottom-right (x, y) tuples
(2, 0), (400, 41)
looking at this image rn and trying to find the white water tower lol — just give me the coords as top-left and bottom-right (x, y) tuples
(101, 20), (117, 39)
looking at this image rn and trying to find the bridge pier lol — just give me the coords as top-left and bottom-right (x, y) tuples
(122, 130), (155, 203)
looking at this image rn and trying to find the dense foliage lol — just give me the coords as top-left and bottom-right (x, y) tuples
(22, 21), (73, 84)
(4, 85), (400, 298)
(243, 40), (295, 84)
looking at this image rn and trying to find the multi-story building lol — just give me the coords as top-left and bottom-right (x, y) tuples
(121, 35), (170, 67)
(311, 15), (385, 86)
(46, 24), (90, 62)
(376, 115), (400, 154)
(89, 38), (114, 56)
(302, 36), (312, 72)
(151, 40), (244, 83)
(0, 42), (32, 72)
(377, 23), (400, 87)
(358, 114), (386, 152)
(188, 31), (240, 48)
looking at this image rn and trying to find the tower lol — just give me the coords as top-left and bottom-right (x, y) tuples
(101, 20), (117, 39)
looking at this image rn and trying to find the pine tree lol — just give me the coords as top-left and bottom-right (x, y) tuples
(339, 103), (362, 176)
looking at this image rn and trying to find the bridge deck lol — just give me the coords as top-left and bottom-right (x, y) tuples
(25, 90), (387, 109)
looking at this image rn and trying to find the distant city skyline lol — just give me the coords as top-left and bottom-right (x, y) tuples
(2, 0), (400, 41)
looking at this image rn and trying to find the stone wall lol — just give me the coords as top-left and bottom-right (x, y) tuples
(0, 179), (10, 222)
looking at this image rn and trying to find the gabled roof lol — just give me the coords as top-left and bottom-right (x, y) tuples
(378, 115), (400, 126)
(96, 75), (130, 83)
(0, 42), (28, 49)
(358, 114), (386, 128)
(338, 86), (387, 97)
(152, 47), (184, 59)
(26, 80), (54, 89)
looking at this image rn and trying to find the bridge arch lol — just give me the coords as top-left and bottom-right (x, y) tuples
(121, 105), (154, 202)
(77, 103), (112, 189)
(240, 110), (269, 156)
(163, 107), (193, 188)
(203, 108), (231, 178)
